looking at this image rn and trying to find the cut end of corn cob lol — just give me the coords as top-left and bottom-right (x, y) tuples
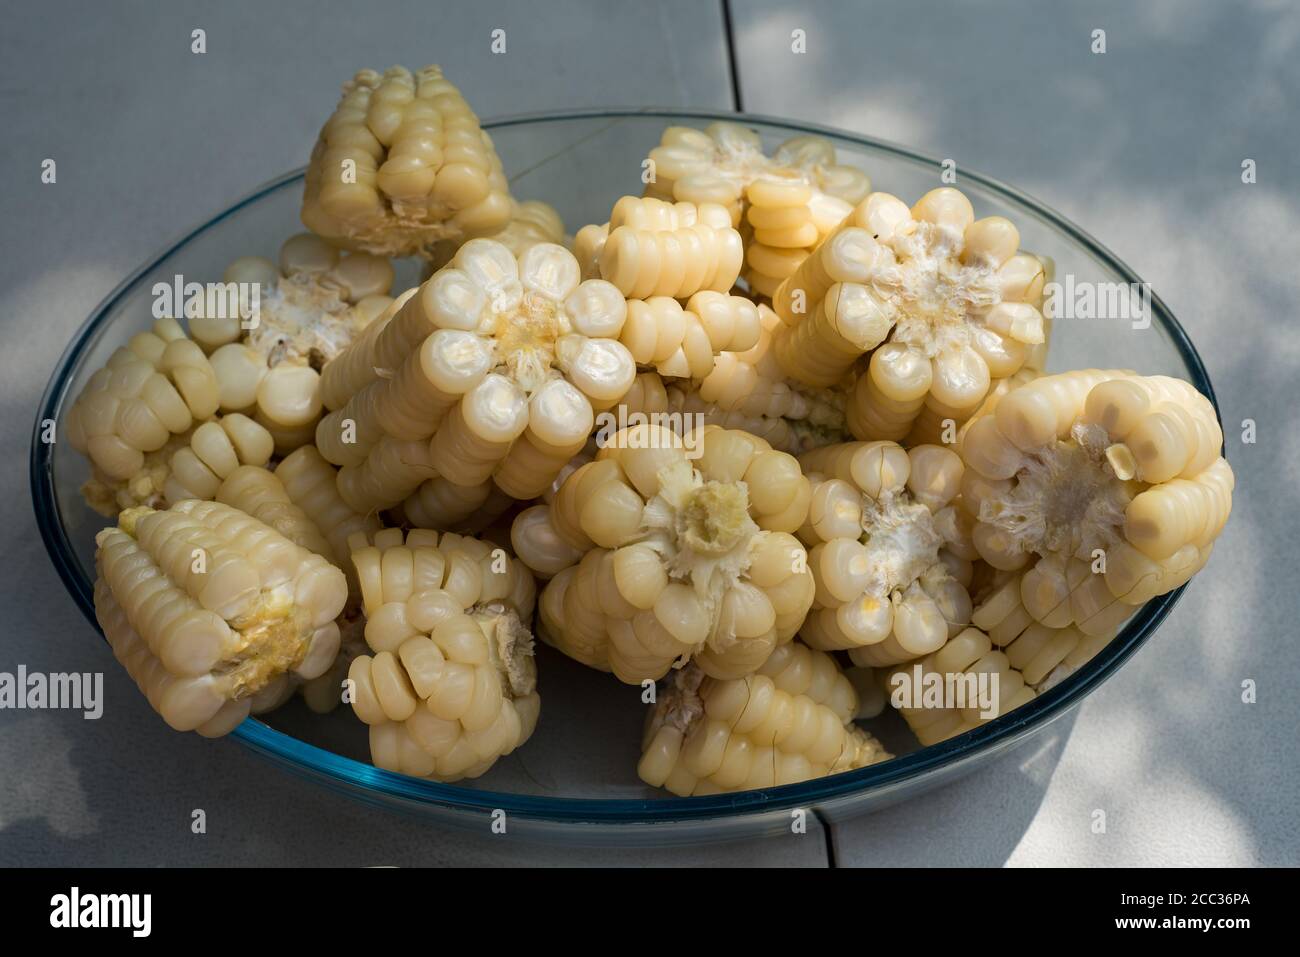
(93, 500), (348, 736)
(317, 238), (638, 512)
(346, 528), (539, 781)
(773, 188), (1045, 443)
(520, 424), (815, 683)
(302, 65), (512, 258)
(637, 642), (889, 795)
(799, 441), (975, 667)
(957, 369), (1233, 629)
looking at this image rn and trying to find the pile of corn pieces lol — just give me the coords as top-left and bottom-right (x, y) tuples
(71, 65), (1234, 795)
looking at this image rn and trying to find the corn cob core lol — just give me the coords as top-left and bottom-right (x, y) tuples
(773, 188), (1046, 444)
(638, 642), (890, 796)
(517, 424), (815, 683)
(316, 238), (638, 511)
(93, 501), (347, 736)
(957, 369), (1234, 630)
(346, 528), (539, 782)
(798, 442), (975, 667)
(301, 65), (512, 258)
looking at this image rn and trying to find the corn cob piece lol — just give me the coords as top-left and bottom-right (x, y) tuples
(883, 626), (1039, 746)
(574, 196), (744, 300)
(66, 318), (220, 487)
(319, 287), (419, 412)
(641, 123), (869, 299)
(797, 441), (976, 668)
(92, 501), (348, 736)
(272, 445), (382, 569)
(214, 462), (378, 713)
(620, 301), (851, 455)
(346, 528), (539, 781)
(615, 290), (762, 380)
(514, 424), (815, 683)
(971, 573), (1131, 689)
(638, 642), (890, 796)
(81, 410), (272, 517)
(301, 65), (513, 258)
(401, 477), (515, 533)
(772, 188), (1047, 443)
(216, 466), (336, 564)
(191, 235), (397, 460)
(82, 413), (277, 516)
(316, 239), (638, 512)
(957, 369), (1234, 631)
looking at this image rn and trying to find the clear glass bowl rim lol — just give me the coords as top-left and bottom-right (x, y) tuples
(30, 107), (1219, 825)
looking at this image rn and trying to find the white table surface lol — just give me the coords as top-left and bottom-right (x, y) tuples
(1, 0), (1295, 867)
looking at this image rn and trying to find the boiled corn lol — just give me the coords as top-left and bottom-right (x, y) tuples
(633, 301), (851, 454)
(67, 318), (220, 484)
(317, 239), (637, 511)
(346, 528), (539, 781)
(772, 188), (1046, 443)
(574, 196), (744, 300)
(883, 626), (1038, 746)
(82, 413), (275, 515)
(93, 500), (347, 736)
(301, 65), (513, 257)
(798, 441), (976, 667)
(641, 123), (869, 298)
(638, 641), (889, 796)
(515, 424), (816, 682)
(957, 369), (1234, 630)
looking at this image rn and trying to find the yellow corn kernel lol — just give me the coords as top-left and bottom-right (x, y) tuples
(401, 476), (514, 533)
(93, 501), (347, 736)
(879, 626), (1031, 745)
(956, 369), (1233, 624)
(638, 642), (889, 796)
(516, 425), (815, 683)
(216, 466), (336, 564)
(301, 65), (513, 258)
(346, 529), (538, 781)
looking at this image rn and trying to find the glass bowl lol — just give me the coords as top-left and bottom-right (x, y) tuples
(31, 109), (1218, 844)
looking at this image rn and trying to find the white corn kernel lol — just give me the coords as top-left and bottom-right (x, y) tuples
(347, 528), (538, 781)
(773, 188), (1044, 440)
(638, 643), (889, 795)
(93, 501), (347, 736)
(522, 426), (815, 683)
(958, 369), (1233, 626)
(302, 65), (513, 257)
(799, 441), (972, 666)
